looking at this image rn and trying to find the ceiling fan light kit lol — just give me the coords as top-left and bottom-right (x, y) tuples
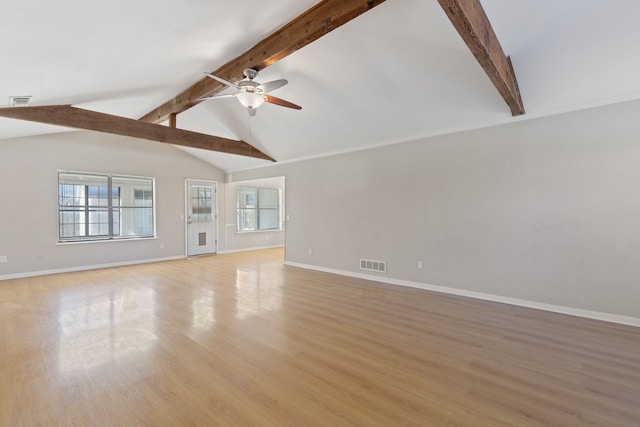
(237, 92), (264, 109)
(201, 68), (301, 116)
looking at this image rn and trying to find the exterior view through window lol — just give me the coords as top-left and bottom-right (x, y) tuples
(237, 186), (281, 232)
(58, 171), (155, 242)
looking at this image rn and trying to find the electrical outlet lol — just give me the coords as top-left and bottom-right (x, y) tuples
(308, 248), (313, 255)
(417, 260), (423, 270)
(0, 255), (7, 263)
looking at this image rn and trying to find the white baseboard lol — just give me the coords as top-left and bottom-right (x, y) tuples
(0, 255), (185, 281)
(218, 244), (284, 254)
(284, 261), (640, 328)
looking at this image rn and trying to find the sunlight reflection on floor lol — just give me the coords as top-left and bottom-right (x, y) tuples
(56, 287), (157, 374)
(191, 288), (216, 332)
(235, 268), (282, 320)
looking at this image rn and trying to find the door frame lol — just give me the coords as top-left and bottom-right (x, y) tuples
(184, 179), (219, 257)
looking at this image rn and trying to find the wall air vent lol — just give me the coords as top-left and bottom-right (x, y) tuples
(360, 259), (387, 273)
(9, 96), (31, 107)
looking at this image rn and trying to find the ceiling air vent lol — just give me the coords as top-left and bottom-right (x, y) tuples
(9, 96), (31, 107)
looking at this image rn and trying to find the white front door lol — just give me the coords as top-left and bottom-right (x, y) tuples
(186, 180), (217, 256)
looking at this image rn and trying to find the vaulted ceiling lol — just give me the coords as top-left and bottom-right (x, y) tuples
(2, 1), (640, 172)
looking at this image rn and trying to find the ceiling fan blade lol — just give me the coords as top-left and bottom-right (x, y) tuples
(197, 93), (238, 101)
(258, 79), (288, 93)
(263, 95), (302, 110)
(248, 107), (257, 117)
(204, 73), (239, 89)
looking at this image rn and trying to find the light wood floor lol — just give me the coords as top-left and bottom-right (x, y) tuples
(1, 248), (639, 426)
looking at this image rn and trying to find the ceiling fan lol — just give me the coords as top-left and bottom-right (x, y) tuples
(199, 68), (302, 116)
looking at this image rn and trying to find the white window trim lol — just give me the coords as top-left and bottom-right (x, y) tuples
(236, 185), (282, 232)
(57, 170), (156, 243)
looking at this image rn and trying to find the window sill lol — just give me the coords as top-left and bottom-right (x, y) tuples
(235, 229), (283, 235)
(57, 236), (157, 245)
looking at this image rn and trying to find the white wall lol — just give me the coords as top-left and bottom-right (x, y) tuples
(0, 131), (224, 278)
(221, 176), (285, 253)
(230, 99), (640, 320)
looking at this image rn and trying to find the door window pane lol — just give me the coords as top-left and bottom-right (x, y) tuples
(191, 186), (212, 222)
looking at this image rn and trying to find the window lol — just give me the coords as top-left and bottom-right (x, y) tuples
(237, 186), (281, 232)
(133, 188), (154, 236)
(58, 172), (155, 242)
(191, 186), (213, 222)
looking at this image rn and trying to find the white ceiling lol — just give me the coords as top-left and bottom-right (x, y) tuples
(3, 0), (640, 172)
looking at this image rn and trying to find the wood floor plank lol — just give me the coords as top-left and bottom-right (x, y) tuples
(1, 248), (639, 426)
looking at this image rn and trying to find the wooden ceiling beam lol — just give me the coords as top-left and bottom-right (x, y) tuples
(437, 0), (525, 116)
(139, 0), (387, 124)
(0, 105), (275, 161)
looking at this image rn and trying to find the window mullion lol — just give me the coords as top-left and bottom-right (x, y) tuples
(256, 191), (260, 230)
(84, 185), (89, 237)
(107, 176), (114, 238)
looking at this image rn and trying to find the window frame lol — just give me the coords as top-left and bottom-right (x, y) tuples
(58, 171), (156, 243)
(236, 185), (282, 232)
